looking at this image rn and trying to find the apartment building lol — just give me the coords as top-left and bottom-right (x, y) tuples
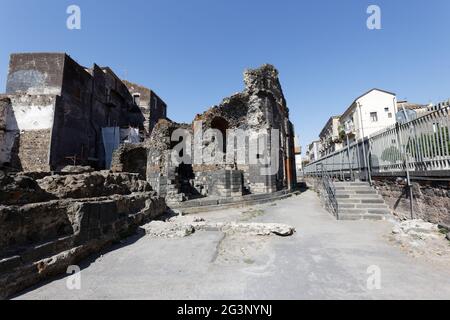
(306, 140), (322, 162)
(319, 116), (343, 156)
(340, 89), (397, 145)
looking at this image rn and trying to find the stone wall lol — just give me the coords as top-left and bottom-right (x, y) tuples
(372, 177), (450, 226)
(0, 97), (12, 166)
(111, 143), (148, 179)
(142, 64), (297, 204)
(11, 130), (52, 172)
(0, 171), (166, 299)
(123, 80), (167, 136)
(2, 53), (156, 172)
(0, 94), (57, 171)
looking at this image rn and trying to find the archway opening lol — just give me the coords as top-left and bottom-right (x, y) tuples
(210, 117), (229, 154)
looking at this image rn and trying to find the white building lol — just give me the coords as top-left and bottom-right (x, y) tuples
(294, 135), (303, 173)
(340, 89), (397, 144)
(319, 116), (343, 156)
(306, 140), (322, 163)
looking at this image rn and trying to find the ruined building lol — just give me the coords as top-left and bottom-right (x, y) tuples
(142, 64), (297, 203)
(0, 53), (297, 203)
(0, 55), (297, 299)
(0, 53), (167, 171)
(122, 80), (167, 136)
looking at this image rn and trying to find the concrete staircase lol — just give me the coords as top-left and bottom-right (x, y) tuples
(334, 182), (392, 221)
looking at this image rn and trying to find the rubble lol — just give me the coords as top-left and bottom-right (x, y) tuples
(390, 219), (450, 262)
(140, 216), (296, 238)
(60, 166), (94, 174)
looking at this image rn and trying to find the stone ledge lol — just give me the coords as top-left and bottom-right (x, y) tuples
(0, 192), (167, 300)
(174, 190), (300, 214)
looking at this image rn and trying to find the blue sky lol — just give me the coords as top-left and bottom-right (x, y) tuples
(1, 0), (450, 150)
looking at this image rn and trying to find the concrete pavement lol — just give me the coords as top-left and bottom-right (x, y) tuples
(15, 190), (450, 300)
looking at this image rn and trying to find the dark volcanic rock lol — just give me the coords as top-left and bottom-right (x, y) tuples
(0, 171), (55, 205)
(37, 171), (153, 200)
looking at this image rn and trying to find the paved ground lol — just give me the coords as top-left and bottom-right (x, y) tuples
(15, 190), (450, 300)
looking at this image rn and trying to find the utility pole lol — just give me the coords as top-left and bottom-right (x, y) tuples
(401, 106), (415, 220)
(345, 125), (353, 181)
(357, 103), (369, 182)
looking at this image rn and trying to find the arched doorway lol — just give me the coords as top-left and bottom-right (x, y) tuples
(210, 116), (229, 154)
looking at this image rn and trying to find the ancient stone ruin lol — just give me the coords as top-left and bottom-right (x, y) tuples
(119, 64), (298, 204)
(0, 52), (297, 298)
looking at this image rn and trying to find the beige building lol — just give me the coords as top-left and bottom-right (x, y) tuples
(319, 116), (343, 156)
(340, 89), (397, 145)
(306, 140), (322, 162)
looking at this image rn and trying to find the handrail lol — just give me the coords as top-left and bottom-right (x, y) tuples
(319, 164), (339, 219)
(304, 105), (450, 178)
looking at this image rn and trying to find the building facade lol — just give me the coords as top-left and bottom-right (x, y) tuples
(306, 140), (322, 162)
(122, 80), (167, 137)
(319, 116), (343, 157)
(340, 89), (397, 145)
(0, 53), (166, 172)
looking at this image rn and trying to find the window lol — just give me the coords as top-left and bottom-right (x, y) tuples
(370, 112), (378, 122)
(133, 93), (141, 105)
(388, 113), (393, 118)
(384, 107), (390, 112)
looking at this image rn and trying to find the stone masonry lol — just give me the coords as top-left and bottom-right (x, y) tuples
(373, 177), (450, 226)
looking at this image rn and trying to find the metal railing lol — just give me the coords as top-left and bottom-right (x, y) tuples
(305, 106), (450, 179)
(319, 164), (339, 219)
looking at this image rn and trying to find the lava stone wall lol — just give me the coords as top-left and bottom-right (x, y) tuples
(373, 177), (450, 226)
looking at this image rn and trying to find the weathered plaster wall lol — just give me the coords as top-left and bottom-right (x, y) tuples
(6, 53), (65, 95)
(6, 95), (56, 131)
(0, 95), (57, 171)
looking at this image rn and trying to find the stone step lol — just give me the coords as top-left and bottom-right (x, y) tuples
(334, 182), (369, 187)
(339, 203), (390, 209)
(337, 199), (385, 204)
(335, 186), (376, 191)
(336, 190), (377, 195)
(338, 214), (387, 221)
(339, 209), (368, 215)
(336, 194), (381, 199)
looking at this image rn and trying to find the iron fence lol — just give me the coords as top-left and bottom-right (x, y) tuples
(304, 106), (450, 179)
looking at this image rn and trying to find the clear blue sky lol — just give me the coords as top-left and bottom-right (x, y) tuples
(1, 0), (450, 150)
